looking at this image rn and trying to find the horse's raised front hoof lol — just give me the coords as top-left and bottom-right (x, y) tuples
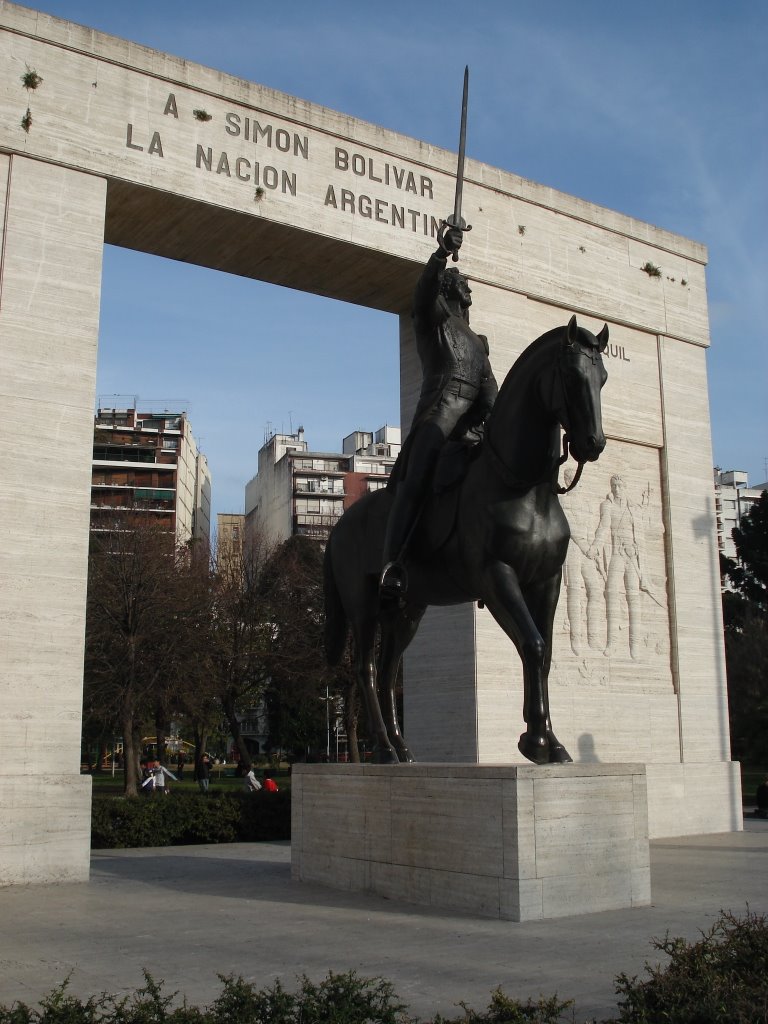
(518, 732), (549, 766)
(371, 744), (400, 765)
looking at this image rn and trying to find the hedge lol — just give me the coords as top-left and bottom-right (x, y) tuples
(2, 910), (767, 1021)
(91, 790), (291, 848)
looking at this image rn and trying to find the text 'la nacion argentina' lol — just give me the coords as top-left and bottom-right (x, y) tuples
(125, 96), (443, 238)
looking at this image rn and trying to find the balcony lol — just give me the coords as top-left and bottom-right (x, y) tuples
(294, 512), (342, 539)
(294, 480), (345, 496)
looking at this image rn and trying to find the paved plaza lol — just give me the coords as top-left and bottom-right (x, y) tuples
(1, 820), (766, 1021)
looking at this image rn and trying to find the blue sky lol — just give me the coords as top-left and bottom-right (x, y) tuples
(29, 0), (768, 519)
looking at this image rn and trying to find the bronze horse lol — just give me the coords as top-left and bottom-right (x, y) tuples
(324, 316), (608, 765)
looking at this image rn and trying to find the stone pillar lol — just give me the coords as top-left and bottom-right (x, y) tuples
(646, 336), (741, 837)
(0, 155), (105, 884)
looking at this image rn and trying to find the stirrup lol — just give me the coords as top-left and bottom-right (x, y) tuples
(379, 561), (409, 601)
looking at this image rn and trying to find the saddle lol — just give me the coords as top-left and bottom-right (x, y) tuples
(366, 439), (482, 577)
(412, 439), (482, 554)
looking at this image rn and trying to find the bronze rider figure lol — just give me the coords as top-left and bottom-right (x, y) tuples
(380, 226), (498, 599)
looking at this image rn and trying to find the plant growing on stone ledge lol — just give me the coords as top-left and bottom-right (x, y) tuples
(21, 67), (43, 90)
(193, 108), (212, 121)
(20, 108), (32, 133)
(254, 186), (266, 201)
(641, 261), (661, 278)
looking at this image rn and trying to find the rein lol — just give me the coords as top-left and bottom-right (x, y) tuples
(553, 433), (584, 494)
(484, 427), (585, 496)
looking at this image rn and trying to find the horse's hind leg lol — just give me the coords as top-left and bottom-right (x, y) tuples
(352, 614), (400, 765)
(377, 604), (426, 762)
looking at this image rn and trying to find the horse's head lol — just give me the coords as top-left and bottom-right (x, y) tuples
(556, 315), (608, 464)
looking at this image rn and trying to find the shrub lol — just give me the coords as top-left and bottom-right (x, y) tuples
(206, 970), (409, 1024)
(6, 911), (766, 1022)
(609, 907), (768, 1023)
(231, 790), (291, 841)
(432, 988), (573, 1023)
(90, 791), (288, 849)
(0, 971), (410, 1024)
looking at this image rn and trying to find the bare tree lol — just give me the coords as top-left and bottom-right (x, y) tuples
(207, 530), (275, 768)
(84, 518), (209, 795)
(261, 535), (360, 760)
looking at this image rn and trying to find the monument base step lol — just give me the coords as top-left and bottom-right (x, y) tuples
(291, 762), (650, 921)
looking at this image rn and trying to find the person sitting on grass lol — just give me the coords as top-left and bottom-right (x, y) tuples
(243, 764), (262, 793)
(263, 771), (278, 793)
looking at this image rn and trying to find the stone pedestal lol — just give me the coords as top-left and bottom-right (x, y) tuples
(291, 763), (650, 921)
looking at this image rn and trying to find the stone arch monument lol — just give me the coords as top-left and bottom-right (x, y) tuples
(0, 2), (739, 885)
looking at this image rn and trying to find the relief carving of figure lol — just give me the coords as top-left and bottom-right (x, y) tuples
(561, 467), (604, 655)
(588, 474), (649, 660)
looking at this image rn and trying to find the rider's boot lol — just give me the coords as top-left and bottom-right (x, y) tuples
(380, 483), (420, 602)
(380, 560), (409, 602)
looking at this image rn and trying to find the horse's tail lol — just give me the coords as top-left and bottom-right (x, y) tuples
(323, 537), (348, 666)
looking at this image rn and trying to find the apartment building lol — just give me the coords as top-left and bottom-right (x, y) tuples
(714, 469), (766, 563)
(216, 512), (245, 572)
(91, 405), (211, 545)
(244, 425), (401, 547)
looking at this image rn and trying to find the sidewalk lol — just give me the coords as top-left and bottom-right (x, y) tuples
(1, 820), (766, 1021)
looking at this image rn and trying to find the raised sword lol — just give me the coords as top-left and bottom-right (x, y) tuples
(438, 66), (472, 261)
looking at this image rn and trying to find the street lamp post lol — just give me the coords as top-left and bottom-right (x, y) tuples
(325, 686), (330, 761)
(319, 686), (331, 761)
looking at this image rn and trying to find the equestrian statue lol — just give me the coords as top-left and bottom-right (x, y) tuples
(323, 70), (609, 765)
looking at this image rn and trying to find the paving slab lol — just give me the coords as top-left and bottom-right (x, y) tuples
(0, 820), (766, 1021)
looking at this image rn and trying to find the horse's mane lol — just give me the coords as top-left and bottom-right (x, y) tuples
(485, 322), (603, 452)
(490, 322), (601, 413)
(494, 327), (561, 407)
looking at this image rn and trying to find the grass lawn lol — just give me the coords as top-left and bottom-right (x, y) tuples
(86, 767), (292, 797)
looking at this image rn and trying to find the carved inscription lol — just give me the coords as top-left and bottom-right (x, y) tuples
(122, 93), (443, 239)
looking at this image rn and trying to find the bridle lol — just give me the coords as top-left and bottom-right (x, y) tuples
(484, 333), (594, 496)
(553, 432), (584, 495)
(484, 415), (584, 497)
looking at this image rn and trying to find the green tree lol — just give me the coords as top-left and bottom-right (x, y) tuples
(721, 490), (768, 763)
